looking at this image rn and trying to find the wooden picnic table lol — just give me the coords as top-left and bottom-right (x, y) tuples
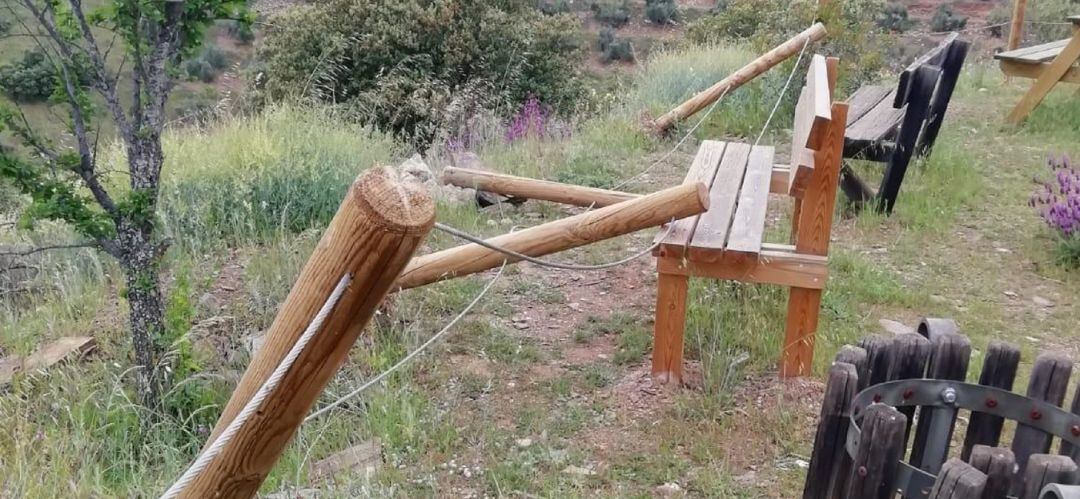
(995, 15), (1080, 123)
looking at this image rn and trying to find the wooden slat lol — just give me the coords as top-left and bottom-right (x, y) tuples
(687, 143), (752, 258)
(969, 445), (1016, 499)
(656, 245), (828, 289)
(771, 164), (791, 194)
(961, 341), (1021, 460)
(803, 363), (859, 499)
(654, 140), (726, 248)
(895, 33), (960, 107)
(845, 85), (893, 126)
(1020, 454), (1078, 499)
(857, 335), (893, 391)
(1000, 60), (1080, 84)
(910, 333), (972, 474)
(845, 404), (908, 499)
(788, 55), (833, 197)
(929, 458), (987, 499)
(887, 333), (932, 450)
(726, 146), (775, 255)
(1006, 34), (1080, 123)
(1011, 353), (1074, 495)
(995, 39), (1071, 63)
(845, 91), (903, 143)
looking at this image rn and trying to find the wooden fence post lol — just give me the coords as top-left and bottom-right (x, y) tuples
(857, 335), (893, 391)
(910, 333), (971, 474)
(189, 167), (435, 497)
(650, 23), (827, 134)
(1012, 354), (1074, 495)
(930, 459), (987, 499)
(887, 333), (932, 449)
(962, 341), (1021, 460)
(804, 362), (859, 499)
(969, 445), (1016, 499)
(1008, 0), (1028, 51)
(845, 404), (908, 499)
(834, 345), (868, 383)
(1059, 382), (1080, 461)
(1021, 455), (1079, 499)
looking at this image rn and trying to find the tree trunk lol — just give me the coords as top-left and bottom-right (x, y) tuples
(118, 222), (167, 409)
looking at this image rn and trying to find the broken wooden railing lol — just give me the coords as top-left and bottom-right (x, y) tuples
(169, 169), (708, 498)
(804, 317), (1080, 499)
(650, 22), (827, 134)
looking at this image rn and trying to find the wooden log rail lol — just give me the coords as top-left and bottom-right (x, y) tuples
(651, 22), (827, 134)
(803, 317), (1080, 499)
(442, 167), (637, 208)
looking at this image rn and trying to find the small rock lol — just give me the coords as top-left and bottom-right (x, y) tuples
(1004, 290), (1019, 299)
(515, 438), (533, 448)
(879, 319), (914, 336)
(1032, 296), (1055, 308)
(1025, 336), (1042, 343)
(399, 154), (434, 183)
(995, 247), (1012, 254)
(656, 482), (683, 496)
(562, 465), (596, 476)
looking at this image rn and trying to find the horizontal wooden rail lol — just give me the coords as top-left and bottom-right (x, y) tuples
(395, 182), (709, 289)
(655, 243), (828, 289)
(1000, 60), (1080, 84)
(442, 167), (638, 208)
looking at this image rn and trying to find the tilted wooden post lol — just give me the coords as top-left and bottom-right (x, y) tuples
(190, 167), (435, 497)
(650, 23), (827, 134)
(441, 167), (639, 208)
(395, 182), (709, 290)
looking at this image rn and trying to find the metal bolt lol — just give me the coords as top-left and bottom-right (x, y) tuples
(941, 387), (957, 405)
(873, 394), (882, 403)
(1031, 410), (1042, 421)
(1071, 425), (1080, 437)
(986, 398), (998, 408)
(903, 389), (914, 399)
(858, 466), (868, 477)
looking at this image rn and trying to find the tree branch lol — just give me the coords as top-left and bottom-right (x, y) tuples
(67, 0), (134, 142)
(0, 242), (98, 257)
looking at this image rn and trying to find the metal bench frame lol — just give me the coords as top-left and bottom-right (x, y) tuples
(651, 55), (846, 383)
(840, 33), (970, 214)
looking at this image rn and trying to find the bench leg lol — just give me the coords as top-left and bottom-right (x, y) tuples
(782, 287), (821, 377)
(653, 270), (689, 384)
(1007, 34), (1080, 124)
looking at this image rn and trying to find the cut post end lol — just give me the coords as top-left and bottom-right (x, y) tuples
(352, 166), (436, 235)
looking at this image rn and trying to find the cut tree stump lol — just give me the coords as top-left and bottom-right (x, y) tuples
(0, 336), (96, 386)
(309, 440), (382, 483)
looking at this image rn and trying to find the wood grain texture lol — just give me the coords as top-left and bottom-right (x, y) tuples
(844, 85), (892, 125)
(396, 181), (708, 290)
(656, 247), (828, 289)
(858, 335), (894, 391)
(910, 333), (971, 474)
(652, 272), (689, 384)
(440, 167), (639, 208)
(652, 23), (827, 133)
(887, 333), (932, 448)
(834, 346), (868, 386)
(192, 167), (435, 498)
(996, 39), (1071, 63)
(687, 142), (751, 258)
(845, 403), (908, 499)
(929, 459), (987, 499)
(788, 56), (833, 198)
(1060, 381), (1080, 461)
(654, 141), (726, 250)
(1000, 60), (1080, 84)
(1020, 454), (1078, 499)
(726, 146), (776, 255)
(1011, 353), (1074, 494)
(1007, 0), (1028, 51)
(962, 341), (1021, 460)
(969, 445), (1016, 499)
(803, 362), (858, 499)
(1007, 33), (1080, 123)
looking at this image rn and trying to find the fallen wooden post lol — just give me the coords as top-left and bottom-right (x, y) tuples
(192, 167), (434, 498)
(441, 166), (639, 208)
(650, 22), (827, 134)
(395, 182), (709, 290)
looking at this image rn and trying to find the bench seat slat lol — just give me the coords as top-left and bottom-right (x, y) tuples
(654, 140), (726, 247)
(688, 142), (752, 256)
(726, 145), (775, 255)
(995, 39), (1071, 63)
(845, 92), (903, 144)
(845, 85), (893, 126)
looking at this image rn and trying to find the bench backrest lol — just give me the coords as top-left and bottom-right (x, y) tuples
(893, 33), (970, 156)
(787, 55), (847, 258)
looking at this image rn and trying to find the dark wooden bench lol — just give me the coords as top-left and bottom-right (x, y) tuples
(840, 33), (970, 214)
(803, 318), (1080, 499)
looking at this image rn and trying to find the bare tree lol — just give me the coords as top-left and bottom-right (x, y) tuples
(0, 0), (249, 410)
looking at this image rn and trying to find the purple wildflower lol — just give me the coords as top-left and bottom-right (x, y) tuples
(504, 95), (551, 143)
(1031, 154), (1079, 237)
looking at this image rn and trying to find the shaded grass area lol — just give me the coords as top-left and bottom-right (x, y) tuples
(2, 44), (1080, 497)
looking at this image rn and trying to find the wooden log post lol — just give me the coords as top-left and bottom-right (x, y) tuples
(650, 23), (828, 134)
(887, 333), (932, 449)
(857, 335), (893, 392)
(930, 459), (988, 499)
(1012, 354), (1074, 495)
(1021, 455), (1079, 499)
(199, 167), (435, 482)
(845, 403), (908, 499)
(395, 182), (709, 290)
(441, 167), (639, 208)
(834, 345), (868, 382)
(969, 445), (1016, 499)
(804, 362), (859, 499)
(910, 333), (971, 475)
(961, 341), (1022, 460)
(1008, 0), (1028, 51)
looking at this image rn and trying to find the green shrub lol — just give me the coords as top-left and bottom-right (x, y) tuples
(877, 2), (913, 32)
(601, 36), (635, 63)
(592, 0), (631, 27)
(258, 0), (584, 146)
(930, 4), (967, 32)
(536, 0), (571, 14)
(201, 45), (229, 70)
(995, 0), (1079, 43)
(645, 0), (678, 24)
(184, 58), (216, 83)
(987, 5), (1010, 38)
(0, 17), (11, 35)
(0, 50), (58, 102)
(224, 19), (255, 43)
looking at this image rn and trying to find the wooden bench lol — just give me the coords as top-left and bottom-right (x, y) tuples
(996, 15), (1080, 124)
(840, 33), (969, 213)
(804, 318), (1080, 499)
(651, 54), (846, 383)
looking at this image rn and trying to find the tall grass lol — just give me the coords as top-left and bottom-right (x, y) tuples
(153, 105), (401, 254)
